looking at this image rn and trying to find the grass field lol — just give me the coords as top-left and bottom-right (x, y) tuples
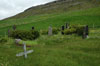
(0, 7), (100, 36)
(0, 29), (100, 66)
(0, 6), (100, 66)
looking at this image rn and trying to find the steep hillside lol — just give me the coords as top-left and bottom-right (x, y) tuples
(0, 7), (100, 36)
(7, 0), (100, 19)
(0, 0), (100, 66)
(0, 0), (100, 36)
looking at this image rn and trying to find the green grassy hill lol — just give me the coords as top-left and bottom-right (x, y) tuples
(0, 0), (100, 36)
(0, 6), (100, 36)
(8, 0), (100, 19)
(0, 0), (100, 66)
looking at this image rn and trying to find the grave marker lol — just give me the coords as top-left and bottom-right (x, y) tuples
(85, 25), (89, 38)
(23, 42), (27, 58)
(48, 26), (52, 36)
(82, 29), (86, 39)
(65, 23), (69, 29)
(16, 42), (34, 59)
(82, 25), (89, 39)
(61, 25), (64, 35)
(13, 25), (16, 30)
(15, 39), (21, 44)
(8, 29), (10, 37)
(62, 26), (64, 30)
(32, 26), (34, 30)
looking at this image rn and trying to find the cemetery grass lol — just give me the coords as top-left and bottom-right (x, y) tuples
(0, 7), (100, 36)
(0, 29), (100, 66)
(0, 6), (100, 66)
(19, 40), (38, 46)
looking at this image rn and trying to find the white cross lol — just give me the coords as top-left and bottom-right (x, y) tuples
(16, 42), (34, 59)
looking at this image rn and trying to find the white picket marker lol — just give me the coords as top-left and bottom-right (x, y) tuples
(23, 42), (27, 58)
(16, 42), (34, 59)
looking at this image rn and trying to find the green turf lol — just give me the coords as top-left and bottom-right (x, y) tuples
(0, 6), (100, 66)
(19, 40), (38, 46)
(0, 29), (100, 66)
(0, 7), (100, 36)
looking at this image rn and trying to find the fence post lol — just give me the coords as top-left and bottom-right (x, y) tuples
(61, 25), (64, 35)
(93, 24), (94, 29)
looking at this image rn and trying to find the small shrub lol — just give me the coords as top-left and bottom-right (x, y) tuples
(52, 28), (60, 34)
(40, 28), (60, 35)
(70, 24), (79, 28)
(64, 24), (85, 35)
(9, 30), (40, 40)
(64, 28), (76, 35)
(76, 25), (85, 36)
(40, 30), (48, 35)
(70, 25), (85, 35)
(31, 30), (40, 39)
(0, 37), (8, 43)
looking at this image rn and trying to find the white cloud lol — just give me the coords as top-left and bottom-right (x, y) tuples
(0, 0), (55, 20)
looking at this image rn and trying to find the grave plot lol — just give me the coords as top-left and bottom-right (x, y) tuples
(60, 23), (89, 39)
(15, 39), (38, 47)
(16, 42), (34, 59)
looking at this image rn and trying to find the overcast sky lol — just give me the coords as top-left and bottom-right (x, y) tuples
(0, 0), (56, 20)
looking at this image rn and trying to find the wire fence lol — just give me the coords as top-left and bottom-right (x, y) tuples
(89, 25), (100, 29)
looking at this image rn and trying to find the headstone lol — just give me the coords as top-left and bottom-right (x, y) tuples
(15, 39), (21, 44)
(66, 23), (69, 29)
(48, 26), (52, 36)
(8, 29), (10, 37)
(32, 26), (34, 30)
(16, 42), (34, 59)
(82, 25), (89, 39)
(82, 29), (86, 39)
(61, 25), (64, 35)
(13, 25), (16, 30)
(85, 25), (89, 38)
(62, 26), (64, 30)
(23, 42), (27, 58)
